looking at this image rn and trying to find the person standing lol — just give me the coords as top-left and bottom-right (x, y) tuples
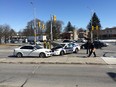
(87, 42), (96, 57)
(43, 40), (46, 48)
(86, 40), (91, 54)
(46, 41), (50, 49)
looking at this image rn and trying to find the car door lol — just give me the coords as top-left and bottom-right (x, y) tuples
(30, 46), (41, 57)
(20, 46), (34, 56)
(64, 44), (73, 53)
(69, 43), (74, 52)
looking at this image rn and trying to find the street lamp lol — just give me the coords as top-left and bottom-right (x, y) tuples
(30, 2), (37, 44)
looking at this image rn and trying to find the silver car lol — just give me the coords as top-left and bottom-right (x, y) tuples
(13, 45), (52, 58)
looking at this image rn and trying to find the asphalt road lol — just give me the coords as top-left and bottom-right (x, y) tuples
(0, 64), (116, 87)
(0, 43), (115, 87)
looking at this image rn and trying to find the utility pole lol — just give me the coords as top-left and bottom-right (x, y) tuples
(50, 15), (56, 41)
(50, 15), (53, 41)
(87, 7), (94, 42)
(91, 17), (93, 42)
(30, 2), (37, 44)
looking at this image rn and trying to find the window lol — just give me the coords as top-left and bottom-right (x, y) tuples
(36, 45), (42, 49)
(28, 46), (34, 49)
(20, 46), (34, 49)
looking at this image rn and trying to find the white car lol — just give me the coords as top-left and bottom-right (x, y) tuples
(13, 45), (52, 58)
(51, 43), (73, 56)
(62, 42), (81, 53)
(69, 43), (81, 53)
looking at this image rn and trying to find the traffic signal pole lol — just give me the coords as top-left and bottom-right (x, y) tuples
(91, 26), (93, 42)
(87, 7), (94, 42)
(31, 2), (37, 44)
(50, 15), (56, 41)
(50, 15), (53, 41)
(90, 11), (94, 43)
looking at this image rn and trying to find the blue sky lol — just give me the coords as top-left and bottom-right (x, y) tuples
(0, 0), (116, 32)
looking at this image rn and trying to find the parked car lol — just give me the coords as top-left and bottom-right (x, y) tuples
(63, 39), (73, 43)
(81, 40), (108, 49)
(93, 41), (108, 48)
(74, 38), (86, 43)
(69, 43), (81, 53)
(51, 43), (73, 56)
(13, 45), (52, 58)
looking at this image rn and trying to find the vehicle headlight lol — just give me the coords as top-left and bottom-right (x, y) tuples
(54, 49), (60, 51)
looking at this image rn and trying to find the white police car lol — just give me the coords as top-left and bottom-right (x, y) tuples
(51, 43), (73, 56)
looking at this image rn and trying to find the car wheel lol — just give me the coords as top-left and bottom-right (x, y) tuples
(39, 53), (46, 58)
(16, 53), (22, 58)
(75, 48), (79, 53)
(60, 51), (64, 56)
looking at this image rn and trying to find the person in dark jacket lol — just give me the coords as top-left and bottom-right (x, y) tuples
(87, 42), (96, 57)
(86, 40), (91, 54)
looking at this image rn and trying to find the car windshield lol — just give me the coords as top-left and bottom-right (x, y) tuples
(54, 45), (63, 49)
(60, 44), (66, 47)
(35, 45), (43, 49)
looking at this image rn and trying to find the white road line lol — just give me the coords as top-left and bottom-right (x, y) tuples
(32, 64), (41, 74)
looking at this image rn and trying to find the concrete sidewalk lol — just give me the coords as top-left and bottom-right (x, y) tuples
(0, 56), (107, 65)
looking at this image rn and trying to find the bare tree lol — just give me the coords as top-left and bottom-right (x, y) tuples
(2, 24), (11, 43)
(0, 24), (16, 44)
(22, 19), (43, 36)
(45, 20), (63, 40)
(0, 25), (4, 43)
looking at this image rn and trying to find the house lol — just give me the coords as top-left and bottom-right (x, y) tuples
(100, 27), (116, 39)
(61, 29), (78, 40)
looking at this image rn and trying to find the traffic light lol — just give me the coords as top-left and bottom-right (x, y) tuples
(38, 21), (41, 27)
(53, 15), (56, 22)
(96, 25), (99, 30)
(92, 26), (94, 30)
(42, 24), (45, 29)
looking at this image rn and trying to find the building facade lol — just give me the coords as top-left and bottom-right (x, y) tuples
(100, 27), (116, 39)
(61, 29), (78, 40)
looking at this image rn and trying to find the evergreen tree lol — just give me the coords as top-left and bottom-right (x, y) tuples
(87, 12), (101, 31)
(87, 12), (102, 39)
(64, 21), (75, 32)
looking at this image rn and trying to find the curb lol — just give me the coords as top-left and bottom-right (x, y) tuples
(0, 57), (112, 65)
(0, 61), (108, 65)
